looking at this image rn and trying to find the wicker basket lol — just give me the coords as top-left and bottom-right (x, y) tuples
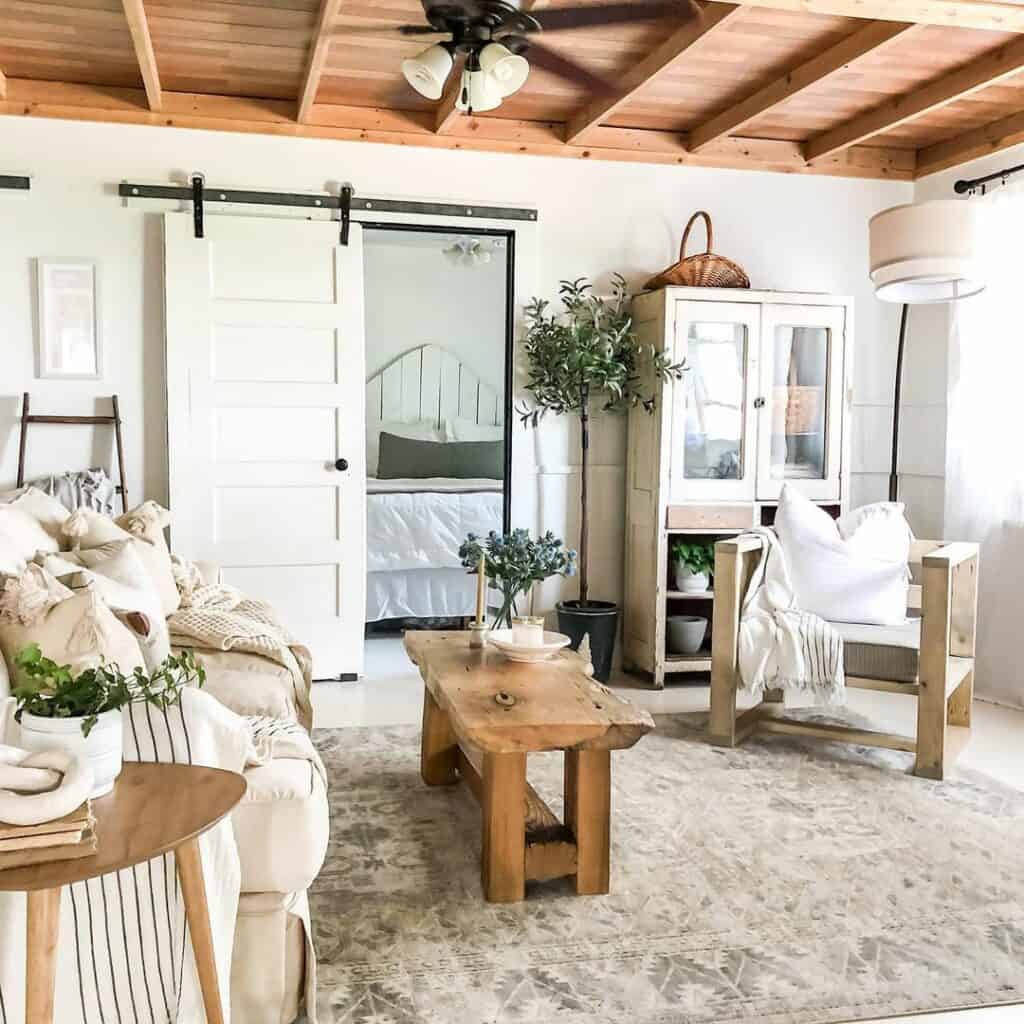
(644, 211), (750, 291)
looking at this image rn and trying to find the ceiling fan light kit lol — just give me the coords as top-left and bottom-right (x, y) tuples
(401, 43), (456, 101)
(389, 0), (694, 115)
(479, 42), (530, 97)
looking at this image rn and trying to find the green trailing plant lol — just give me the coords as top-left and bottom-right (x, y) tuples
(518, 274), (686, 604)
(459, 529), (577, 629)
(12, 645), (206, 737)
(670, 540), (715, 578)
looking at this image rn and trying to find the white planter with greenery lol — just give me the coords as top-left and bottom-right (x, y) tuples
(11, 644), (206, 800)
(671, 540), (714, 594)
(19, 708), (123, 798)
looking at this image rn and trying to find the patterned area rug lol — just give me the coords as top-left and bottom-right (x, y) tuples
(310, 714), (1024, 1024)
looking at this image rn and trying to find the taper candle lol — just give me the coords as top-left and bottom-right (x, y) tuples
(476, 552), (486, 625)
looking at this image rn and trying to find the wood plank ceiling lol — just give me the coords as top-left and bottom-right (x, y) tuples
(2, 0), (1024, 180)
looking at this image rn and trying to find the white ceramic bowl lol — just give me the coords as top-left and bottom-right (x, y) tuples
(487, 629), (572, 663)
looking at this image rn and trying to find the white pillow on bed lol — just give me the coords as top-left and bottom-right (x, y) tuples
(445, 417), (504, 443)
(366, 419), (444, 477)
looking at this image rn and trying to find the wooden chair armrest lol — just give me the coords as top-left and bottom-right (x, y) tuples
(921, 542), (979, 659)
(922, 542), (979, 569)
(716, 536), (765, 555)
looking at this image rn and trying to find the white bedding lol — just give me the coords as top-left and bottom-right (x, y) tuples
(366, 480), (502, 574)
(366, 477), (503, 621)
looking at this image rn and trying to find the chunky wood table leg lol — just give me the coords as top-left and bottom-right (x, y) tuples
(565, 749), (611, 895)
(25, 886), (61, 1024)
(481, 751), (526, 902)
(176, 837), (226, 1024)
(421, 687), (459, 785)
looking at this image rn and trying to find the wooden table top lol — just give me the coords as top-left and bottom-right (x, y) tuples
(0, 763), (247, 892)
(405, 631), (655, 755)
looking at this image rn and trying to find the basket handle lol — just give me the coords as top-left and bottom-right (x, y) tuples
(679, 210), (713, 260)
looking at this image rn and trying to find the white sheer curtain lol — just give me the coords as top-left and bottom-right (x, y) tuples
(948, 182), (1024, 707)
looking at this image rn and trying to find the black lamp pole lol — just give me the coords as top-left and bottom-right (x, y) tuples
(889, 303), (909, 503)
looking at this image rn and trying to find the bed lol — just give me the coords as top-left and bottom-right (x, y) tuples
(365, 344), (505, 622)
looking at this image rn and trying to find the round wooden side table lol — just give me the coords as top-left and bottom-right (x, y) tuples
(0, 761), (247, 1024)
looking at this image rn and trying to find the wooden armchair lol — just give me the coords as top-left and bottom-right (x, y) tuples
(709, 537), (979, 780)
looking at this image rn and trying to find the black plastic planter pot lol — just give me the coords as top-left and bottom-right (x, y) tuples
(556, 600), (619, 683)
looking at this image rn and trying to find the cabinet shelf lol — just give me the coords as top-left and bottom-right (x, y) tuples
(664, 651), (712, 673)
(666, 590), (714, 600)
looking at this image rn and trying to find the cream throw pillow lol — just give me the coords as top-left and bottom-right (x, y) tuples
(0, 506), (60, 576)
(2, 488), (71, 546)
(115, 502), (180, 617)
(63, 502), (180, 617)
(0, 586), (145, 682)
(39, 543), (170, 671)
(775, 485), (911, 626)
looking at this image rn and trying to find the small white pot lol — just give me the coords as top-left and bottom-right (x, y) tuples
(667, 615), (708, 655)
(674, 564), (710, 594)
(18, 709), (123, 798)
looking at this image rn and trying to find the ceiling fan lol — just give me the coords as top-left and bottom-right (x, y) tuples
(352, 0), (700, 114)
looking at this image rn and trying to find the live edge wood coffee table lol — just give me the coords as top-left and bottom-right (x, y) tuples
(405, 631), (654, 903)
(0, 762), (246, 1024)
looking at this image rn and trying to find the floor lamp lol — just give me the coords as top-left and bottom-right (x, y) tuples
(868, 199), (985, 502)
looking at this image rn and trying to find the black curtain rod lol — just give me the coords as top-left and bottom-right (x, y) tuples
(953, 161), (1024, 195)
(117, 182), (538, 222)
(0, 175), (30, 190)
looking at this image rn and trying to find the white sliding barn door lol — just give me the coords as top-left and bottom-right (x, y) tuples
(164, 213), (366, 679)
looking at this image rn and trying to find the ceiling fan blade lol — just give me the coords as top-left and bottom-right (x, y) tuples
(523, 40), (616, 94)
(532, 0), (694, 31)
(334, 23), (444, 35)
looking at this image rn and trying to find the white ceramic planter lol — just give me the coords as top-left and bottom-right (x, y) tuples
(667, 615), (709, 655)
(18, 709), (123, 798)
(674, 564), (710, 594)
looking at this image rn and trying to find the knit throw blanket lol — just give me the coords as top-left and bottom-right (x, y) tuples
(168, 580), (314, 729)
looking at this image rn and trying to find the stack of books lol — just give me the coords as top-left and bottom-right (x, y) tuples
(0, 803), (97, 870)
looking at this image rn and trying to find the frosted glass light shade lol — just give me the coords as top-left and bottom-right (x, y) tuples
(455, 69), (501, 113)
(869, 199), (984, 304)
(401, 44), (453, 100)
(479, 42), (530, 97)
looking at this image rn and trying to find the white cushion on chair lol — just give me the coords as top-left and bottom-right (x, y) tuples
(775, 485), (911, 626)
(833, 618), (921, 683)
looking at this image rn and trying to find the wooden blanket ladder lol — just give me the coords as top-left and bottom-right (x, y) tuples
(16, 392), (129, 514)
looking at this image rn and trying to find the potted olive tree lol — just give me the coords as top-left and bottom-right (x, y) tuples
(519, 275), (685, 681)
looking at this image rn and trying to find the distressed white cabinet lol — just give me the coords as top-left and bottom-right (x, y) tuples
(623, 287), (853, 687)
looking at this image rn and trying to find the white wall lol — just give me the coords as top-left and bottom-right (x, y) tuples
(363, 228), (507, 391)
(0, 116), (911, 609)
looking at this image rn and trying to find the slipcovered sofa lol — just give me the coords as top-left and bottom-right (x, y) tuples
(0, 488), (328, 1023)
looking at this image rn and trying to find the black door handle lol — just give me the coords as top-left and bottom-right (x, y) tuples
(335, 458), (349, 472)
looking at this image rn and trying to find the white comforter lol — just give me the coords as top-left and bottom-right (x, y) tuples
(366, 479), (503, 573)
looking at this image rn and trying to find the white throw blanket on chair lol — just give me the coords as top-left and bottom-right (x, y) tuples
(737, 527), (845, 706)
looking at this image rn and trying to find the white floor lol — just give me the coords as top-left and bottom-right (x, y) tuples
(312, 635), (1024, 1024)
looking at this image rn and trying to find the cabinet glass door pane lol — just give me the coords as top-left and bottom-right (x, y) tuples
(683, 322), (747, 481)
(769, 325), (829, 480)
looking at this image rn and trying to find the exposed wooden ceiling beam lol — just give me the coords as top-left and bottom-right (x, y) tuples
(916, 109), (1024, 178)
(688, 20), (917, 152)
(298, 0), (343, 123)
(722, 1), (1024, 32)
(565, 3), (743, 145)
(0, 78), (915, 181)
(120, 0), (161, 111)
(434, 73), (463, 134)
(804, 33), (1024, 162)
